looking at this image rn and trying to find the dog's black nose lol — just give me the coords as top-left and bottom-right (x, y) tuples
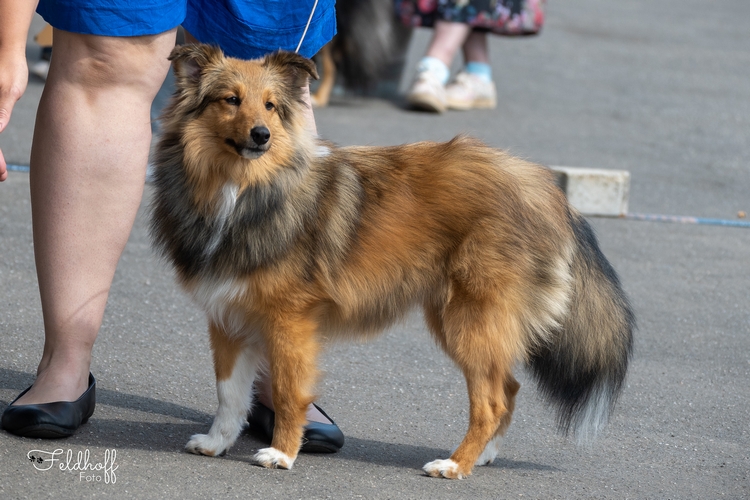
(250, 126), (271, 146)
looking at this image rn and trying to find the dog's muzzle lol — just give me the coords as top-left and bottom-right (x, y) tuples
(226, 126), (271, 159)
(250, 126), (270, 146)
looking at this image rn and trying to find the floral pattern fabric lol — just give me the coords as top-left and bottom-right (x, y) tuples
(396, 0), (545, 36)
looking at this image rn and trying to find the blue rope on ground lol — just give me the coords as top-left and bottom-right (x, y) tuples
(6, 164), (30, 173)
(624, 213), (750, 228)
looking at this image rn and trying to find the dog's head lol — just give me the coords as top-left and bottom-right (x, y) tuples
(164, 44), (318, 164)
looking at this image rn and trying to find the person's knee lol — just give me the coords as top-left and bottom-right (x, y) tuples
(49, 29), (177, 97)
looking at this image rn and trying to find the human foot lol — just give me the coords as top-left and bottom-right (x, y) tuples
(2, 373), (96, 438)
(246, 402), (345, 453)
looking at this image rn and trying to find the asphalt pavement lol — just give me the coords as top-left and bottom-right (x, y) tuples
(1, 1), (748, 498)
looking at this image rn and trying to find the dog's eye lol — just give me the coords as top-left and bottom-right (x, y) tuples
(225, 96), (241, 106)
(265, 102), (275, 111)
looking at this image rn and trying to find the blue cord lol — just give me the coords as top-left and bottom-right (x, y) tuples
(624, 213), (750, 228)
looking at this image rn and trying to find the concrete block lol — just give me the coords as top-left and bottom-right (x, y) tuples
(551, 166), (630, 217)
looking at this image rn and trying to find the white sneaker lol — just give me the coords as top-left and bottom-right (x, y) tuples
(445, 72), (497, 110)
(407, 71), (447, 113)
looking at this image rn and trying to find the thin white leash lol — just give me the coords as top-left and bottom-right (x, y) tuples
(295, 0), (320, 53)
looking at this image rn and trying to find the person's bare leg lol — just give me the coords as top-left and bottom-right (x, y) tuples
(425, 20), (472, 67)
(462, 30), (490, 64)
(13, 29), (177, 406)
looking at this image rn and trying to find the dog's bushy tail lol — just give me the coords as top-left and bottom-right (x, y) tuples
(528, 213), (634, 443)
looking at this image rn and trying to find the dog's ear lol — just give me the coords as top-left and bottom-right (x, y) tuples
(169, 44), (225, 87)
(263, 51), (320, 85)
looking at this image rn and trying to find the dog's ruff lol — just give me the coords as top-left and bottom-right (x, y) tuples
(149, 45), (634, 479)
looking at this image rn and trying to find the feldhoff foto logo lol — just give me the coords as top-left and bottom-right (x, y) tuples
(27, 448), (118, 484)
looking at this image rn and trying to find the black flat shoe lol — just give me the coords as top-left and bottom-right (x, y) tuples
(246, 402), (345, 453)
(1, 373), (96, 439)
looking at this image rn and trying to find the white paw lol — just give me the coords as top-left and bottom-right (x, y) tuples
(476, 436), (501, 466)
(422, 458), (466, 479)
(253, 447), (295, 470)
(185, 433), (229, 457)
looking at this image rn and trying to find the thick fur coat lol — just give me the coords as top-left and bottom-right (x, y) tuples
(150, 45), (634, 479)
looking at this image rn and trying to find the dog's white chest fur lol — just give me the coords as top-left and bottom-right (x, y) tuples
(205, 182), (239, 258)
(190, 276), (250, 338)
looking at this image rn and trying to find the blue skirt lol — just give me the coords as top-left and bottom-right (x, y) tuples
(36, 0), (336, 59)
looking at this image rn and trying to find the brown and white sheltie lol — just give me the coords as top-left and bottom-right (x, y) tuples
(149, 44), (634, 479)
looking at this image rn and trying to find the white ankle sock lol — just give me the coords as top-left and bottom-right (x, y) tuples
(416, 57), (450, 85)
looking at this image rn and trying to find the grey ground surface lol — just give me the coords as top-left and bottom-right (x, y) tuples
(1, 1), (748, 498)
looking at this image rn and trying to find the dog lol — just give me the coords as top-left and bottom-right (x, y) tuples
(310, 0), (412, 107)
(149, 44), (634, 479)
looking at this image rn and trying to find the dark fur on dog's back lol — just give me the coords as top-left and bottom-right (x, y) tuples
(149, 45), (634, 478)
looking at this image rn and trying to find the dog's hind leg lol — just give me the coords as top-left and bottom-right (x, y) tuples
(423, 289), (522, 479)
(252, 313), (319, 470)
(475, 375), (520, 466)
(423, 366), (515, 479)
(186, 322), (261, 457)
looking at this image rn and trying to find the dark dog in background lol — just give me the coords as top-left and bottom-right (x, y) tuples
(311, 0), (412, 106)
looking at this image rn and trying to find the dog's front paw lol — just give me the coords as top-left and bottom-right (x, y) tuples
(185, 433), (228, 457)
(422, 459), (468, 479)
(253, 447), (295, 469)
